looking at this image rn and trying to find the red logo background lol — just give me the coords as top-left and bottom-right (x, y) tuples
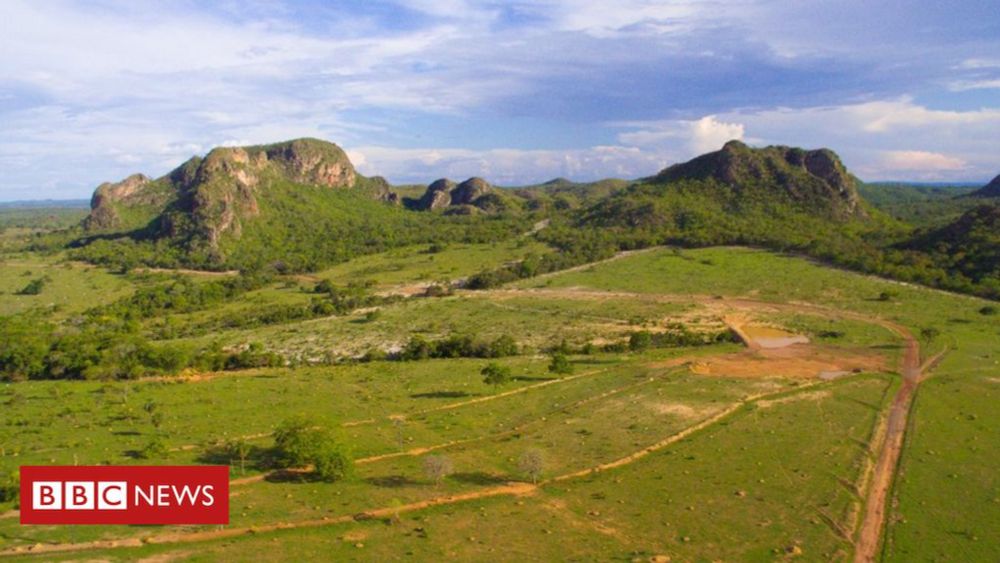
(20, 466), (229, 525)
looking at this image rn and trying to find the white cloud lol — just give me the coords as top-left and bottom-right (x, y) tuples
(614, 98), (1000, 181)
(347, 144), (666, 185)
(948, 79), (1000, 92)
(689, 116), (744, 154)
(616, 115), (744, 158)
(880, 151), (966, 172)
(956, 58), (1000, 69)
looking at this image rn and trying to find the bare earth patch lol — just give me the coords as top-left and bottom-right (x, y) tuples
(688, 345), (887, 379)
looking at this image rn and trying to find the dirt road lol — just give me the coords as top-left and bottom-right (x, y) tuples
(3, 287), (933, 559)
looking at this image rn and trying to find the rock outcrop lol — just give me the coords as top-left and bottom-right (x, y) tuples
(655, 140), (865, 219)
(83, 138), (365, 241)
(413, 177), (497, 211)
(82, 174), (152, 230)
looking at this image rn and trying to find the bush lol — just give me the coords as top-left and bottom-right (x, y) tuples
(487, 335), (518, 357)
(16, 278), (46, 295)
(0, 469), (19, 505)
(312, 441), (353, 482)
(423, 455), (454, 485)
(979, 305), (997, 316)
(628, 331), (653, 351)
(139, 437), (168, 459)
(518, 449), (545, 484)
(272, 416), (353, 482)
(481, 362), (512, 389)
(548, 352), (573, 375)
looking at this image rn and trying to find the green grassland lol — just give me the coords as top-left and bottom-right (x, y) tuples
(173, 292), (696, 360)
(310, 239), (553, 288)
(0, 254), (133, 318)
(0, 208), (88, 231)
(0, 245), (997, 561)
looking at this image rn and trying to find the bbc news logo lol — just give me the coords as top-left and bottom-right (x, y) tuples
(20, 466), (229, 525)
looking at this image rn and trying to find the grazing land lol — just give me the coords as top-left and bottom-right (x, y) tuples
(2, 243), (996, 561)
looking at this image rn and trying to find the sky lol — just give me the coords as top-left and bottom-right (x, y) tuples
(1, 0), (999, 200)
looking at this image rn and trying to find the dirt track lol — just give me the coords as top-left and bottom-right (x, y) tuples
(489, 287), (934, 562)
(1, 382), (825, 558)
(2, 288), (933, 559)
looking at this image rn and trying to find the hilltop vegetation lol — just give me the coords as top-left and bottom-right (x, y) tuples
(3, 136), (991, 300)
(857, 182), (980, 226)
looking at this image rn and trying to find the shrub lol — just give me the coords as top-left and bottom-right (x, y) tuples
(0, 469), (19, 505)
(423, 455), (454, 485)
(139, 437), (168, 459)
(518, 449), (545, 484)
(548, 352), (573, 375)
(481, 362), (512, 389)
(628, 331), (653, 351)
(487, 334), (518, 357)
(312, 441), (353, 482)
(16, 278), (46, 295)
(272, 416), (353, 482)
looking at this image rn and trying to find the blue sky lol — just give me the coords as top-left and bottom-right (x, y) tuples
(1, 0), (998, 199)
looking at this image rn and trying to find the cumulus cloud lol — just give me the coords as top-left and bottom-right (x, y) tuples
(880, 151), (966, 172)
(615, 98), (1000, 181)
(1, 1), (999, 197)
(689, 116), (744, 154)
(348, 145), (666, 185)
(616, 115), (744, 158)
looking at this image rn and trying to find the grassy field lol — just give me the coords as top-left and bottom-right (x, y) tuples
(0, 254), (133, 318)
(310, 239), (554, 289)
(1, 245), (997, 561)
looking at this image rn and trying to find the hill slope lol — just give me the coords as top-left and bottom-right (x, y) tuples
(903, 203), (1000, 292)
(75, 139), (524, 271)
(573, 141), (886, 249)
(969, 173), (1000, 198)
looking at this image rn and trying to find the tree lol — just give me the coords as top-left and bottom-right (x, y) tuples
(139, 437), (168, 459)
(481, 362), (512, 390)
(488, 334), (518, 357)
(273, 416), (322, 468)
(402, 335), (433, 361)
(227, 438), (252, 475)
(548, 352), (573, 375)
(272, 416), (353, 482)
(423, 455), (454, 486)
(313, 440), (353, 482)
(16, 278), (46, 295)
(629, 331), (653, 351)
(920, 327), (940, 343)
(0, 469), (19, 506)
(518, 449), (544, 484)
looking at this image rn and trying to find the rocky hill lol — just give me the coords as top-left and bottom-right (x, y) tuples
(411, 177), (511, 213)
(77, 138), (426, 270)
(573, 141), (884, 252)
(83, 138), (393, 241)
(653, 140), (865, 219)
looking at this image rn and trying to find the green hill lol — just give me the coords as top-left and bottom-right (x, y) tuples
(572, 141), (890, 249)
(75, 139), (526, 272)
(903, 203), (1000, 294)
(969, 173), (1000, 198)
(857, 182), (979, 226)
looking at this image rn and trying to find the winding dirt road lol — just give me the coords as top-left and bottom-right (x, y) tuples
(488, 287), (935, 562)
(2, 288), (934, 559)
